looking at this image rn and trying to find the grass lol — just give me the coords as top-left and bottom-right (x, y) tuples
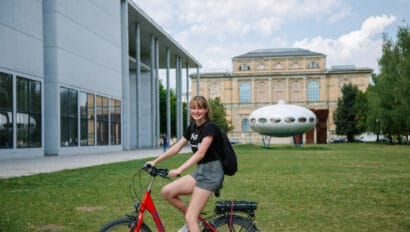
(0, 143), (409, 231)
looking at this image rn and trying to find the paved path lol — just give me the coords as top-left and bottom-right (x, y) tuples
(0, 147), (191, 179)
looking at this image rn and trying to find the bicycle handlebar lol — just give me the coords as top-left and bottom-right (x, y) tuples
(140, 164), (169, 178)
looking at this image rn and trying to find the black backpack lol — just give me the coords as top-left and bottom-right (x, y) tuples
(217, 129), (238, 176)
(192, 121), (238, 176)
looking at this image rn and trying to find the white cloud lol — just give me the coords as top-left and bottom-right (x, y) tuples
(134, 0), (349, 39)
(293, 15), (397, 73)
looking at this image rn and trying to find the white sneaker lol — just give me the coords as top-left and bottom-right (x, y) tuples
(177, 223), (189, 232)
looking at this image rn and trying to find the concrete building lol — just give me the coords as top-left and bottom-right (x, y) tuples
(0, 0), (200, 159)
(191, 48), (372, 144)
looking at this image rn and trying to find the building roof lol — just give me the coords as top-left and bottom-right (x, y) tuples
(127, 0), (201, 69)
(233, 48), (325, 59)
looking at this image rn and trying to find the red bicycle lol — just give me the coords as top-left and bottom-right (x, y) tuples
(99, 165), (260, 232)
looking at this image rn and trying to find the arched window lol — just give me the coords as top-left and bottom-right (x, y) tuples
(239, 63), (250, 71)
(239, 82), (251, 103)
(308, 80), (320, 101)
(307, 61), (320, 69)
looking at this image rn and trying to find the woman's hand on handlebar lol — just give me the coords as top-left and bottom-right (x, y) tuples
(168, 169), (181, 178)
(145, 161), (156, 167)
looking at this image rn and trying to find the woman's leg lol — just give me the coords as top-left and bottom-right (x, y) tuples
(161, 175), (196, 214)
(185, 187), (213, 232)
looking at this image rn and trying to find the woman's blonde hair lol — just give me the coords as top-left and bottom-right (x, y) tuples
(189, 95), (211, 120)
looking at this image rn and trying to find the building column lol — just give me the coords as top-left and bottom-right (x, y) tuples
(120, 0), (130, 150)
(176, 56), (182, 139)
(150, 35), (156, 147)
(135, 23), (142, 149)
(166, 47), (171, 141)
(186, 62), (190, 128)
(43, 0), (59, 156)
(155, 37), (160, 148)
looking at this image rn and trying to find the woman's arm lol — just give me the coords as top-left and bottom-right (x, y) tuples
(149, 137), (188, 166)
(169, 135), (213, 176)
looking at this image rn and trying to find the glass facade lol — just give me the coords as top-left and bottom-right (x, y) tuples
(0, 73), (42, 149)
(80, 92), (95, 146)
(96, 95), (109, 145)
(60, 88), (121, 148)
(2, 76), (122, 152)
(110, 99), (121, 145)
(0, 72), (13, 148)
(60, 87), (78, 147)
(16, 77), (42, 148)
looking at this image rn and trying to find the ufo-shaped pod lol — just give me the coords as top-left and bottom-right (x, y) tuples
(248, 101), (317, 137)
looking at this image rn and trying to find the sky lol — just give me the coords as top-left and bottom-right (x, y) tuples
(132, 0), (410, 79)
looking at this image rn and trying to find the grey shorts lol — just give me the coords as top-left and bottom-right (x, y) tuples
(190, 160), (224, 192)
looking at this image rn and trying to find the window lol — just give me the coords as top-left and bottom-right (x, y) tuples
(270, 117), (281, 123)
(307, 61), (320, 69)
(242, 118), (249, 133)
(284, 117), (295, 123)
(16, 77), (41, 148)
(298, 117), (307, 123)
(61, 87), (78, 147)
(308, 80), (320, 101)
(239, 82), (251, 103)
(239, 63), (250, 71)
(258, 118), (267, 123)
(0, 72), (13, 148)
(80, 92), (95, 146)
(110, 99), (121, 145)
(96, 95), (108, 145)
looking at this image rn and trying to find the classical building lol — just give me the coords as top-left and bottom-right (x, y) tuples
(191, 48), (372, 144)
(0, 0), (200, 159)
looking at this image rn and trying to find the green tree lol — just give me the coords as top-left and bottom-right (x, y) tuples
(370, 26), (410, 143)
(209, 97), (234, 132)
(397, 27), (410, 142)
(159, 81), (176, 137)
(159, 81), (189, 138)
(366, 75), (383, 141)
(334, 83), (364, 142)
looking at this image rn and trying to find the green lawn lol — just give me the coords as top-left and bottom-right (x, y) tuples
(0, 143), (409, 231)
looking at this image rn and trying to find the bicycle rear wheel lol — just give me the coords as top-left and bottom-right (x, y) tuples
(99, 217), (151, 232)
(205, 215), (259, 232)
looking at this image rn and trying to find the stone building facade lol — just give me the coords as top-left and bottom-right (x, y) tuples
(191, 48), (372, 144)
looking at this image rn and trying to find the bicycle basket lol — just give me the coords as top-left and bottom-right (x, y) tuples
(214, 201), (257, 215)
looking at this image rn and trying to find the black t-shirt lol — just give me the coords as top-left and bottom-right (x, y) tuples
(183, 121), (222, 164)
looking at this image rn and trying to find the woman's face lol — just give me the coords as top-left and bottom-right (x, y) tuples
(190, 105), (208, 121)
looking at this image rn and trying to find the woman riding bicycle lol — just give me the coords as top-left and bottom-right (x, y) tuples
(146, 95), (224, 232)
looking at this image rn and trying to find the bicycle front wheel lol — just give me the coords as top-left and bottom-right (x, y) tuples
(205, 215), (259, 232)
(99, 217), (152, 232)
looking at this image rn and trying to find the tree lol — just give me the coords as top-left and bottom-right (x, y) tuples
(209, 97), (234, 132)
(159, 81), (176, 137)
(334, 83), (365, 142)
(397, 27), (410, 142)
(159, 81), (189, 138)
(366, 75), (383, 141)
(369, 26), (410, 144)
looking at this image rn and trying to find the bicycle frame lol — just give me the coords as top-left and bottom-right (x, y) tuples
(134, 173), (218, 232)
